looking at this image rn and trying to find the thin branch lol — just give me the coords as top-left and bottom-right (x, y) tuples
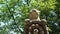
(6, 1), (23, 33)
(27, 0), (29, 6)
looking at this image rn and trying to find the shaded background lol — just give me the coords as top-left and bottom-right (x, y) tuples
(0, 0), (60, 34)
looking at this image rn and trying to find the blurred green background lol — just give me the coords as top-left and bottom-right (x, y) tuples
(0, 0), (60, 34)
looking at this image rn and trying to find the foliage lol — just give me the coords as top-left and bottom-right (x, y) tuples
(0, 0), (60, 34)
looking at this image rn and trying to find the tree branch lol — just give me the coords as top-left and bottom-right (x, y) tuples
(6, 2), (23, 33)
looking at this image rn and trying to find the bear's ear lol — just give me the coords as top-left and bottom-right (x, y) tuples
(25, 19), (30, 22)
(41, 19), (47, 23)
(24, 19), (30, 25)
(41, 19), (47, 25)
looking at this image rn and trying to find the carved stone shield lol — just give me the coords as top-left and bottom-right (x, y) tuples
(24, 21), (47, 34)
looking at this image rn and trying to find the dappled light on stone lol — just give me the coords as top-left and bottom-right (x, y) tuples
(24, 9), (49, 34)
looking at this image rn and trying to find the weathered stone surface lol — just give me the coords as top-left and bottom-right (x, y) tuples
(24, 9), (49, 34)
